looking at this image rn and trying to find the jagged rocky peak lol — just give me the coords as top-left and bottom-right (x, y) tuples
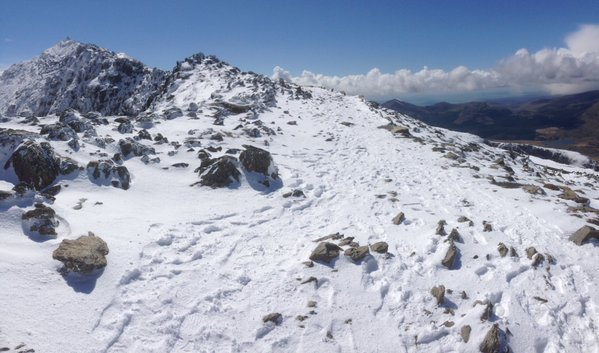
(0, 38), (167, 117)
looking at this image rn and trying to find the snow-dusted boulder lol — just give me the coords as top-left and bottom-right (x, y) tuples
(239, 145), (279, 186)
(118, 138), (155, 158)
(198, 156), (241, 188)
(4, 141), (61, 190)
(86, 159), (131, 190)
(22, 203), (59, 237)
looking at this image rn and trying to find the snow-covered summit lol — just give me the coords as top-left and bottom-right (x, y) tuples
(0, 39), (166, 117)
(0, 41), (599, 353)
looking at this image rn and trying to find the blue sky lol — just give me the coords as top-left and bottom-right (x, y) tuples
(1, 0), (599, 103)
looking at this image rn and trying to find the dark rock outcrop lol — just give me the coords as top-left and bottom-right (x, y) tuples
(239, 145), (279, 179)
(199, 156), (241, 188)
(4, 141), (63, 190)
(87, 159), (131, 189)
(370, 241), (389, 253)
(344, 246), (370, 262)
(22, 203), (59, 236)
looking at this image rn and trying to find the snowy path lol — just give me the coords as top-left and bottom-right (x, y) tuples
(89, 95), (599, 353)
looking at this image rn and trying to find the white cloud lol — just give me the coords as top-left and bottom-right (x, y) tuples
(273, 24), (599, 99)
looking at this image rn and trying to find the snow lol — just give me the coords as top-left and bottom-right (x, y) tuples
(1, 48), (599, 353)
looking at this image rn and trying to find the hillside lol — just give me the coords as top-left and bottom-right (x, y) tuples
(382, 91), (599, 160)
(0, 41), (599, 353)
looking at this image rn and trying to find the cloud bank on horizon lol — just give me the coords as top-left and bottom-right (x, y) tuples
(273, 24), (599, 100)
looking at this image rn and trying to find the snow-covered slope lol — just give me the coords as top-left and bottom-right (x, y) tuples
(0, 39), (166, 117)
(1, 42), (599, 353)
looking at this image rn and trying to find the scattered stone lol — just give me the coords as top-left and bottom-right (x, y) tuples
(22, 203), (59, 237)
(447, 228), (462, 243)
(441, 243), (458, 269)
(392, 212), (406, 225)
(569, 225), (599, 245)
(497, 243), (509, 257)
(52, 233), (109, 273)
(444, 151), (460, 160)
(559, 186), (589, 204)
(309, 242), (342, 263)
(262, 312), (282, 325)
(510, 247), (518, 257)
(302, 260), (314, 268)
(543, 183), (560, 191)
(344, 246), (370, 262)
(533, 296), (548, 303)
(457, 216), (471, 223)
(460, 291), (469, 300)
(313, 232), (343, 242)
(436, 221), (447, 235)
(480, 301), (494, 322)
(531, 253), (545, 268)
(370, 241), (389, 253)
(300, 276), (317, 285)
(522, 185), (546, 195)
(171, 163), (189, 168)
(525, 247), (538, 259)
(431, 285), (445, 306)
(461, 325), (472, 343)
(483, 221), (493, 232)
(198, 156), (241, 188)
(118, 138), (156, 158)
(479, 324), (501, 353)
(295, 315), (308, 322)
(338, 237), (355, 246)
(87, 160), (131, 190)
(307, 301), (317, 308)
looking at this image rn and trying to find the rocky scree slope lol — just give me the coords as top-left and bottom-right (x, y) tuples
(0, 41), (598, 353)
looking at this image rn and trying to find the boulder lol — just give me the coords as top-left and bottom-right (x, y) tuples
(370, 241), (389, 253)
(559, 186), (589, 205)
(5, 141), (60, 190)
(344, 246), (370, 262)
(118, 138), (156, 158)
(430, 285), (445, 306)
(52, 234), (109, 273)
(497, 243), (509, 257)
(22, 203), (59, 237)
(569, 225), (599, 245)
(441, 243), (458, 269)
(309, 242), (342, 263)
(262, 312), (282, 325)
(522, 185), (546, 195)
(461, 325), (471, 343)
(479, 324), (501, 353)
(199, 156), (241, 188)
(87, 160), (131, 190)
(40, 122), (78, 141)
(447, 228), (462, 243)
(239, 145), (279, 179)
(392, 212), (406, 225)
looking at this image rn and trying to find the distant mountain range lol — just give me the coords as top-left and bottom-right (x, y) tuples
(382, 90), (599, 159)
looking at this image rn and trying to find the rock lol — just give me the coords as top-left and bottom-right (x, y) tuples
(40, 122), (78, 141)
(338, 237), (355, 246)
(441, 243), (458, 269)
(510, 246), (519, 257)
(447, 228), (462, 243)
(461, 325), (472, 343)
(370, 241), (389, 253)
(117, 121), (134, 134)
(569, 225), (599, 245)
(52, 234), (109, 273)
(22, 203), (59, 237)
(444, 152), (460, 160)
(431, 285), (445, 306)
(497, 243), (508, 257)
(239, 145), (279, 179)
(483, 221), (493, 232)
(5, 141), (62, 190)
(522, 185), (546, 195)
(307, 301), (317, 308)
(392, 212), (406, 225)
(479, 324), (501, 353)
(543, 183), (560, 191)
(163, 107), (183, 120)
(118, 138), (156, 158)
(344, 246), (370, 262)
(309, 242), (342, 263)
(198, 156), (241, 188)
(436, 221), (447, 235)
(525, 246), (538, 259)
(86, 160), (131, 190)
(171, 163), (189, 168)
(559, 186), (589, 205)
(197, 149), (212, 161)
(457, 216), (471, 223)
(531, 253), (545, 268)
(137, 129), (152, 140)
(262, 312), (282, 325)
